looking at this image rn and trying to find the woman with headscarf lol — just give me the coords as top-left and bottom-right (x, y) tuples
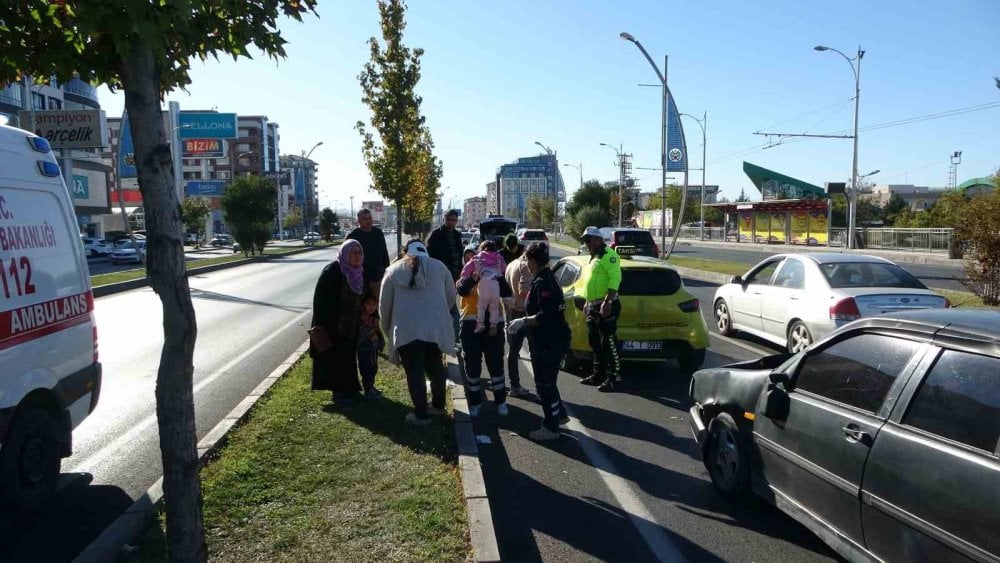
(380, 239), (457, 425)
(310, 239), (365, 404)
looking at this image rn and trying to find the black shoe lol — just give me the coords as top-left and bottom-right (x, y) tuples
(598, 381), (615, 392)
(580, 376), (601, 386)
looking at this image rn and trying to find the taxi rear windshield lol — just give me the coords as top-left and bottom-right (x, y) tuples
(619, 269), (682, 296)
(614, 231), (654, 246)
(819, 262), (926, 289)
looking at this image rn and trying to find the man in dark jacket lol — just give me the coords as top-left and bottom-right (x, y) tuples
(427, 209), (464, 281)
(346, 208), (390, 297)
(499, 232), (523, 264)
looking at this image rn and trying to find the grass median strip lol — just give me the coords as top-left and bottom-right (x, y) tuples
(135, 356), (469, 562)
(90, 244), (332, 287)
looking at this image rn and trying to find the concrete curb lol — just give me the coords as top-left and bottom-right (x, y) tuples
(73, 341), (311, 563)
(448, 352), (501, 563)
(92, 245), (329, 298)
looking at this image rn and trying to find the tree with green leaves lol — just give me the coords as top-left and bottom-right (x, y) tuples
(526, 195), (556, 229)
(0, 2), (316, 559)
(736, 188), (750, 202)
(221, 176), (278, 257)
(883, 193), (909, 226)
(929, 190), (969, 228)
(357, 0), (439, 252)
(283, 204), (303, 232)
(565, 179), (611, 218)
(181, 197), (213, 248)
(319, 207), (338, 241)
(566, 204), (611, 240)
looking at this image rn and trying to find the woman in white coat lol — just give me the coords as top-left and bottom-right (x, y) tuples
(380, 239), (457, 425)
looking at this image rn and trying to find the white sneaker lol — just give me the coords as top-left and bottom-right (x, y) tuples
(468, 404), (480, 418)
(496, 403), (509, 416)
(528, 427), (561, 441)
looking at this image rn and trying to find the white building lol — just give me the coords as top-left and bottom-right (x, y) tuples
(463, 196), (488, 227)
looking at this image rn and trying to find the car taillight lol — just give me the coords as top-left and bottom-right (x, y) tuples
(91, 312), (99, 363)
(829, 297), (862, 321)
(678, 298), (700, 313)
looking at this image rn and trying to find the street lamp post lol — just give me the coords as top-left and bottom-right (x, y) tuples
(815, 45), (863, 249)
(620, 32), (686, 259)
(301, 142), (324, 236)
(599, 142), (624, 227)
(680, 112), (707, 240)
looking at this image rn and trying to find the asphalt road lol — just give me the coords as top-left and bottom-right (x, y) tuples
(474, 245), (841, 562)
(0, 245), (339, 561)
(668, 242), (966, 292)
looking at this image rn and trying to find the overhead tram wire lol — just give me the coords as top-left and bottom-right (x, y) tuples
(710, 99), (1000, 165)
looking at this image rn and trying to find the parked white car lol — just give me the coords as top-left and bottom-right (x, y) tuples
(81, 236), (112, 257)
(303, 231), (321, 245)
(110, 240), (147, 264)
(712, 253), (948, 352)
(0, 124), (102, 510)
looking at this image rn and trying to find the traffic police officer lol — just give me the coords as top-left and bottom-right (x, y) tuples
(578, 226), (622, 392)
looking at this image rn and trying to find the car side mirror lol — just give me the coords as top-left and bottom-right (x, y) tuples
(573, 296), (586, 311)
(730, 275), (744, 285)
(768, 371), (790, 385)
(763, 384), (790, 420)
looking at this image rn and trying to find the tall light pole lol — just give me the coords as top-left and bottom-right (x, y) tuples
(599, 142), (624, 227)
(620, 32), (688, 259)
(815, 44), (863, 249)
(302, 141), (324, 235)
(562, 163), (583, 190)
(680, 112), (707, 240)
(534, 141), (559, 232)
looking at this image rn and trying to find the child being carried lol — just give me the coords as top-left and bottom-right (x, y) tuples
(459, 240), (508, 336)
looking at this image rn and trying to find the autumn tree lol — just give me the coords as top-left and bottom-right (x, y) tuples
(957, 189), (1000, 305)
(526, 195), (556, 229)
(357, 0), (440, 251)
(0, 2), (317, 559)
(181, 197), (213, 248)
(283, 204), (303, 232)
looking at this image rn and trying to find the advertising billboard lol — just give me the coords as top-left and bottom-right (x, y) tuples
(177, 112), (237, 139)
(182, 138), (226, 158)
(809, 210), (828, 245)
(185, 181), (227, 197)
(666, 93), (687, 173)
(19, 109), (109, 149)
(790, 211), (810, 244)
(117, 110), (137, 178)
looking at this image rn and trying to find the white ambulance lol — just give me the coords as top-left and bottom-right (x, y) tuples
(0, 124), (101, 511)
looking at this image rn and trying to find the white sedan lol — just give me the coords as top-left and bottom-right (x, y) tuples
(712, 253), (948, 352)
(110, 240), (147, 264)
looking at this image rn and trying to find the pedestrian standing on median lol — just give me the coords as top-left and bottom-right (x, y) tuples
(380, 239), (456, 426)
(357, 292), (385, 400)
(507, 243), (570, 440)
(310, 239), (365, 405)
(346, 208), (391, 299)
(427, 209), (465, 342)
(503, 240), (533, 397)
(457, 245), (509, 418)
(578, 226), (623, 392)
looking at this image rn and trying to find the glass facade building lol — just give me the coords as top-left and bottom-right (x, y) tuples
(495, 153), (564, 224)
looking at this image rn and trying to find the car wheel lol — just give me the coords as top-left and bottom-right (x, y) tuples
(0, 407), (62, 512)
(714, 299), (735, 336)
(704, 412), (750, 498)
(787, 321), (812, 353)
(678, 347), (706, 372)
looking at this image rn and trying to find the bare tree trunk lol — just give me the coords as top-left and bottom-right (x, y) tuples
(123, 42), (207, 562)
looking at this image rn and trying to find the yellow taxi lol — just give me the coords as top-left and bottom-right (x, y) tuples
(552, 248), (711, 372)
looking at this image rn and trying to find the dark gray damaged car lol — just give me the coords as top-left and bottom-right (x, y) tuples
(688, 309), (1000, 563)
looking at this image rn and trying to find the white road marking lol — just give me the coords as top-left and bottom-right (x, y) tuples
(708, 332), (775, 357)
(561, 410), (687, 562)
(66, 309), (312, 473)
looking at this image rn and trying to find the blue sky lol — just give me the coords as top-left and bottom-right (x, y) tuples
(96, 0), (1000, 214)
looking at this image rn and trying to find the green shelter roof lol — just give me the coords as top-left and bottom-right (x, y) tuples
(743, 161), (826, 199)
(957, 177), (995, 191)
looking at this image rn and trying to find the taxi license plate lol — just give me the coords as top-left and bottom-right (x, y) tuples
(621, 340), (663, 351)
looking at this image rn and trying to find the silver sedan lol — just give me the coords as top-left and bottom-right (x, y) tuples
(712, 253), (948, 352)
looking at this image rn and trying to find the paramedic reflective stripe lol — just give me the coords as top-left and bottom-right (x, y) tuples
(0, 291), (93, 351)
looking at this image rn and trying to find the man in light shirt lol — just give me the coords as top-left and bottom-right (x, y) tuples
(504, 243), (533, 397)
